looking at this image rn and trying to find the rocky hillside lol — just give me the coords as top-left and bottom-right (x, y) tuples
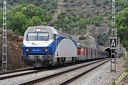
(0, 28), (27, 71)
(63, 0), (111, 16)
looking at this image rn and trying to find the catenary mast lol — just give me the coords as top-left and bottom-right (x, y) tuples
(2, 0), (8, 72)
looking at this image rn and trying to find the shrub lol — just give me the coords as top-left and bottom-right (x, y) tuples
(97, 34), (108, 45)
(79, 36), (86, 40)
(118, 52), (125, 58)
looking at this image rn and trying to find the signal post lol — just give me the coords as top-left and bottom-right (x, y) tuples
(110, 37), (117, 72)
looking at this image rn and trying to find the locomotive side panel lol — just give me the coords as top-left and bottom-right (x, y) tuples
(54, 38), (77, 58)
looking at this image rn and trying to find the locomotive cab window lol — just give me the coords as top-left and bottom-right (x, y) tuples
(27, 32), (49, 41)
(38, 33), (49, 41)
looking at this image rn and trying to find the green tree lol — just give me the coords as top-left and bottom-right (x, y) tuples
(116, 8), (128, 50)
(23, 16), (42, 32)
(21, 4), (45, 21)
(9, 11), (27, 35)
(5, 4), (48, 35)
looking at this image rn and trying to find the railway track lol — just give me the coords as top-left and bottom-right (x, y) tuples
(0, 68), (33, 75)
(0, 68), (49, 80)
(20, 59), (110, 85)
(0, 60), (92, 80)
(0, 64), (73, 80)
(60, 60), (109, 85)
(0, 59), (110, 85)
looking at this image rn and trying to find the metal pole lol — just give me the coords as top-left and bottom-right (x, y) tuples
(110, 0), (117, 73)
(111, 0), (116, 36)
(2, 0), (8, 72)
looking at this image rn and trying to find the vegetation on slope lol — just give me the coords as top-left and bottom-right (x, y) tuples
(0, 3), (104, 36)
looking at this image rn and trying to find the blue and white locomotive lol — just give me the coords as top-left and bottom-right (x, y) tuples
(21, 25), (77, 67)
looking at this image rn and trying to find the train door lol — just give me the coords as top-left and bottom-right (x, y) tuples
(93, 49), (95, 59)
(91, 49), (93, 59)
(96, 50), (97, 59)
(92, 49), (94, 59)
(88, 48), (90, 59)
(90, 48), (92, 59)
(85, 47), (88, 60)
(77, 46), (81, 60)
(98, 51), (100, 58)
(83, 47), (85, 60)
(80, 47), (83, 60)
(83, 48), (86, 60)
(95, 49), (96, 59)
(81, 47), (85, 60)
(89, 48), (92, 59)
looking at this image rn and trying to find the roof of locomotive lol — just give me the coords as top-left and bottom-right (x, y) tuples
(24, 25), (58, 34)
(23, 25), (77, 41)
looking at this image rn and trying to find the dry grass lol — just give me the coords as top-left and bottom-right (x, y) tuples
(0, 29), (28, 71)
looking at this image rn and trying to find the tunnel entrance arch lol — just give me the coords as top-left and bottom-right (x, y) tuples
(104, 47), (111, 58)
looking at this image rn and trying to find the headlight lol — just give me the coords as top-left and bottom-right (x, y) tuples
(35, 28), (41, 32)
(26, 48), (31, 52)
(44, 48), (48, 51)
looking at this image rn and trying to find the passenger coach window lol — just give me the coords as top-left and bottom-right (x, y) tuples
(27, 32), (49, 41)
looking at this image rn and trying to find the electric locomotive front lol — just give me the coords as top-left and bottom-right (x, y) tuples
(21, 26), (57, 67)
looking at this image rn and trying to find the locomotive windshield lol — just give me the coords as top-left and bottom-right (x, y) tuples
(26, 32), (49, 41)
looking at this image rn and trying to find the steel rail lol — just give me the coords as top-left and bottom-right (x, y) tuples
(0, 68), (33, 75)
(0, 68), (49, 80)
